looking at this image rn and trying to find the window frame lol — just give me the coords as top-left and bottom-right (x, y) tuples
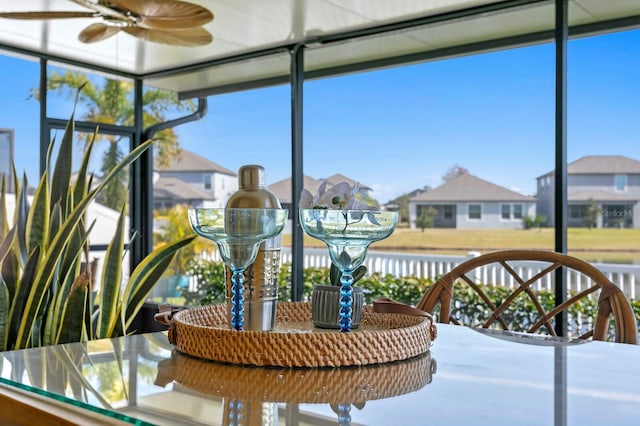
(468, 203), (482, 220)
(501, 203), (511, 220)
(614, 174), (627, 192)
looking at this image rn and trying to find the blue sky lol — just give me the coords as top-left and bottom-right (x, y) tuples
(1, 29), (638, 204)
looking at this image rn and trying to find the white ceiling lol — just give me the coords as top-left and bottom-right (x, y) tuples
(0, 0), (638, 96)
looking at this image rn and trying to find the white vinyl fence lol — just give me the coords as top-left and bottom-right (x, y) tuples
(205, 248), (640, 300)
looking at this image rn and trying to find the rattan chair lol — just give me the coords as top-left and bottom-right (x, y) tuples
(416, 250), (637, 344)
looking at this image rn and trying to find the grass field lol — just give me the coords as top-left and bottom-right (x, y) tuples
(283, 227), (640, 263)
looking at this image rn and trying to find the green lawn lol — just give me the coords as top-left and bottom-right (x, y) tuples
(283, 227), (640, 263)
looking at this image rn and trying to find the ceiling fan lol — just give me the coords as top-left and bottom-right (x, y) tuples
(0, 0), (214, 46)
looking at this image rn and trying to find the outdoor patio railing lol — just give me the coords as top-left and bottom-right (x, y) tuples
(198, 248), (639, 300)
(279, 248), (640, 300)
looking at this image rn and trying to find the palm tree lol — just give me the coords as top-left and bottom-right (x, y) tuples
(38, 69), (196, 209)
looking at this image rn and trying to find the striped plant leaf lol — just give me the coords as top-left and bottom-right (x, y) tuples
(56, 277), (88, 345)
(13, 173), (30, 266)
(42, 220), (94, 347)
(96, 207), (125, 338)
(0, 176), (8, 237)
(72, 132), (96, 209)
(0, 278), (9, 351)
(122, 235), (196, 332)
(0, 227), (18, 302)
(48, 202), (62, 244)
(25, 171), (50, 255)
(50, 112), (74, 215)
(9, 246), (41, 349)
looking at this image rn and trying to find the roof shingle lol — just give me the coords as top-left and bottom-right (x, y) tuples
(539, 155), (640, 177)
(153, 177), (214, 201)
(155, 150), (236, 175)
(411, 174), (534, 202)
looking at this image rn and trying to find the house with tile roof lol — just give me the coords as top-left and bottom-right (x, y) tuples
(408, 174), (536, 229)
(153, 150), (237, 209)
(537, 155), (640, 228)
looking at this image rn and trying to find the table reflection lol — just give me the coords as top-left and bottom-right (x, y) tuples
(1, 326), (639, 425)
(155, 349), (436, 425)
(0, 332), (436, 425)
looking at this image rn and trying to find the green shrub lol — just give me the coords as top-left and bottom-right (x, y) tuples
(183, 259), (639, 340)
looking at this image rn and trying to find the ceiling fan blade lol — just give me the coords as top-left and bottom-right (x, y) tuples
(78, 23), (122, 43)
(0, 11), (97, 19)
(123, 26), (212, 46)
(114, 0), (213, 29)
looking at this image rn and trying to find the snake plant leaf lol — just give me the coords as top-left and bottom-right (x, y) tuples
(0, 226), (18, 301)
(31, 288), (51, 348)
(96, 207), (125, 339)
(16, 140), (153, 349)
(43, 220), (95, 347)
(48, 201), (62, 244)
(10, 245), (41, 349)
(0, 278), (9, 350)
(0, 176), (8, 237)
(122, 235), (197, 332)
(56, 277), (89, 344)
(59, 214), (90, 292)
(72, 132), (96, 209)
(0, 226), (16, 265)
(25, 171), (50, 255)
(13, 172), (30, 266)
(50, 112), (74, 215)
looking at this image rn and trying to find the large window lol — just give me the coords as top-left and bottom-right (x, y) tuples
(150, 86), (290, 305)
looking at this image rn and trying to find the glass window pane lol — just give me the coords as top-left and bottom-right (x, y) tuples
(513, 204), (523, 219)
(614, 174), (627, 192)
(501, 204), (511, 219)
(305, 38), (553, 305)
(469, 204), (482, 220)
(150, 86), (290, 306)
(0, 52), (40, 189)
(46, 64), (134, 125)
(568, 28), (640, 272)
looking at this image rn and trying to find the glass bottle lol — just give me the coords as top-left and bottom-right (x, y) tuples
(225, 165), (282, 330)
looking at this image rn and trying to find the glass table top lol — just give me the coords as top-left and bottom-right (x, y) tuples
(1, 323), (639, 425)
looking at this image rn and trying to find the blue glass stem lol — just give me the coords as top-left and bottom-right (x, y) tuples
(339, 272), (354, 333)
(337, 403), (352, 425)
(231, 270), (245, 331)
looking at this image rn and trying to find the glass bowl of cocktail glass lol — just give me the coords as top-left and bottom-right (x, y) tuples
(188, 208), (288, 331)
(299, 209), (399, 332)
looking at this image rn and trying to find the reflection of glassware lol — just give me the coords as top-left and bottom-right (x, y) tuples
(188, 208), (288, 331)
(299, 209), (399, 332)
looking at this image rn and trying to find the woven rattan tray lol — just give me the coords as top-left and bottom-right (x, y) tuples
(160, 302), (436, 367)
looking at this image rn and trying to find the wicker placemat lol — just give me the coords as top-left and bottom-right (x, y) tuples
(160, 302), (436, 367)
(155, 349), (436, 403)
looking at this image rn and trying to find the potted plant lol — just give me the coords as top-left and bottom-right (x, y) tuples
(299, 180), (375, 329)
(311, 263), (367, 329)
(0, 96), (195, 350)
